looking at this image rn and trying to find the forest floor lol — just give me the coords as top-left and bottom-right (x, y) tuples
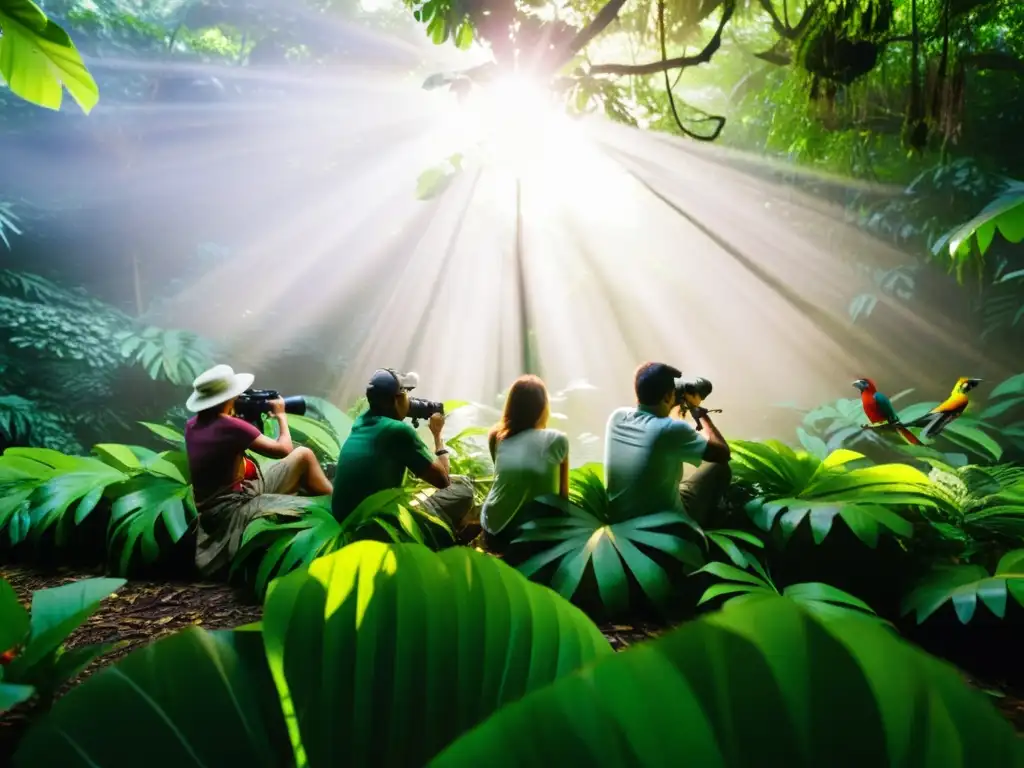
(1, 565), (1022, 765)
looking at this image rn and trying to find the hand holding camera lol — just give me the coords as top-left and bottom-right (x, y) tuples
(673, 376), (721, 431)
(428, 411), (445, 437)
(234, 389), (306, 432)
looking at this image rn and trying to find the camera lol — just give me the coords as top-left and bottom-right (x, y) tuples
(407, 397), (444, 428)
(234, 388), (306, 431)
(675, 376), (712, 405)
(674, 376), (715, 431)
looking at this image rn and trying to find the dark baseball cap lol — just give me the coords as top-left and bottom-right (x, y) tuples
(366, 369), (419, 397)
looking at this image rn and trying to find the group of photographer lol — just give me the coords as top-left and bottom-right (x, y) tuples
(182, 361), (731, 578)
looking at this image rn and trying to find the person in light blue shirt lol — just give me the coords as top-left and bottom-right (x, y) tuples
(604, 362), (731, 524)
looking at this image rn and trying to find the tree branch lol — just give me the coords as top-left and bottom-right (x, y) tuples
(963, 51), (1024, 75)
(552, 0), (630, 70)
(756, 0), (792, 39)
(587, 3), (734, 76)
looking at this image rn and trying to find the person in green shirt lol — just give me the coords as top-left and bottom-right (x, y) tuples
(331, 369), (477, 536)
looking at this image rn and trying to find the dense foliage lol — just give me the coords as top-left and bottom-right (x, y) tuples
(1, 543), (1021, 766)
(2, 0), (1024, 761)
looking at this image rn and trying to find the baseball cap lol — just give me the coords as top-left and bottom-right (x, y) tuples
(366, 368), (420, 397)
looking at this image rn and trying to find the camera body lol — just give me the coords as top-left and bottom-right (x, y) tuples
(407, 397), (444, 428)
(675, 376), (712, 406)
(674, 376), (714, 431)
(234, 388), (307, 432)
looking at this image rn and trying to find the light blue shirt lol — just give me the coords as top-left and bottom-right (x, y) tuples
(604, 406), (708, 520)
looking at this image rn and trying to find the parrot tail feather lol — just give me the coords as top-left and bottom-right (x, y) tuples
(896, 425), (922, 446)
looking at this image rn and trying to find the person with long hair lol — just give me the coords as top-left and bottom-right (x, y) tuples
(481, 375), (569, 547)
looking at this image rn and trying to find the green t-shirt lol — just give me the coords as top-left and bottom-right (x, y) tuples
(331, 411), (435, 521)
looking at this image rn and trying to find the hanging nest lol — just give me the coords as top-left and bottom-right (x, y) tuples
(796, 0), (893, 98)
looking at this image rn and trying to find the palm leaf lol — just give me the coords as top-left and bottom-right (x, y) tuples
(516, 495), (704, 617)
(431, 597), (1023, 767)
(902, 548), (1024, 624)
(15, 543), (611, 767)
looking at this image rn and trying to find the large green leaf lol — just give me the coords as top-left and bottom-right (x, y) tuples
(735, 441), (937, 548)
(231, 489), (451, 597)
(515, 497), (704, 617)
(14, 543), (609, 767)
(749, 498), (914, 548)
(0, 0), (99, 113)
(14, 628), (291, 766)
(696, 562), (881, 624)
(4, 577), (124, 683)
(27, 459), (128, 543)
(286, 413), (341, 459)
(305, 396), (353, 446)
(0, 682), (34, 714)
(138, 422), (186, 449)
(431, 597), (1024, 767)
(902, 549), (1024, 624)
(0, 576), (29, 652)
(261, 542), (611, 766)
(937, 192), (1024, 259)
(108, 478), (195, 575)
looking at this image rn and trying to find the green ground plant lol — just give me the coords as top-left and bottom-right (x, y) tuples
(10, 543), (1024, 767)
(0, 575), (123, 713)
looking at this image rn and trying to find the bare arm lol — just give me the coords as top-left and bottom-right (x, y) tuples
(559, 457), (570, 498)
(248, 406), (294, 459)
(412, 412), (451, 490)
(696, 412), (731, 463)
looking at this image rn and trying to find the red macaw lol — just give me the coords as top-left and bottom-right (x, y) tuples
(852, 378), (922, 445)
(904, 377), (982, 440)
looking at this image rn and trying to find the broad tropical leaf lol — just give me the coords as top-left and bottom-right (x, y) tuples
(107, 477), (196, 575)
(138, 422), (186, 449)
(16, 543), (611, 767)
(286, 413), (341, 459)
(1, 576), (124, 702)
(696, 561), (883, 624)
(431, 597), (1024, 767)
(0, 576), (29, 654)
(231, 489), (453, 597)
(0, 0), (99, 113)
(515, 467), (704, 618)
(304, 396), (353, 446)
(732, 441), (937, 548)
(902, 548), (1024, 624)
(936, 190), (1024, 259)
(14, 628), (290, 766)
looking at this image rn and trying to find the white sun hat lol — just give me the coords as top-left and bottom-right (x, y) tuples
(185, 364), (255, 413)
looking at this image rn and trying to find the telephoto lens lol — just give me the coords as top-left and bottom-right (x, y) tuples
(407, 398), (444, 425)
(676, 377), (712, 403)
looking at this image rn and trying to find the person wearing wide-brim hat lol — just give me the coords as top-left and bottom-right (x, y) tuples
(184, 364), (333, 578)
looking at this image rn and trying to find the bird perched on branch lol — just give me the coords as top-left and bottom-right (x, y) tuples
(852, 378), (922, 445)
(903, 377), (982, 440)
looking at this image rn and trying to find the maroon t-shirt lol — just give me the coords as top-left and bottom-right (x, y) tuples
(185, 415), (262, 502)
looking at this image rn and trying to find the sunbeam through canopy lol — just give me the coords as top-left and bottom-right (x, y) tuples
(2, 13), (1009, 447)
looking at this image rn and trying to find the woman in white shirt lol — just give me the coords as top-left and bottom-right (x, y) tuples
(482, 375), (570, 550)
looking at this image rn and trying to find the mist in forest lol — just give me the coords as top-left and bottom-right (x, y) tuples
(1, 2), (1013, 456)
